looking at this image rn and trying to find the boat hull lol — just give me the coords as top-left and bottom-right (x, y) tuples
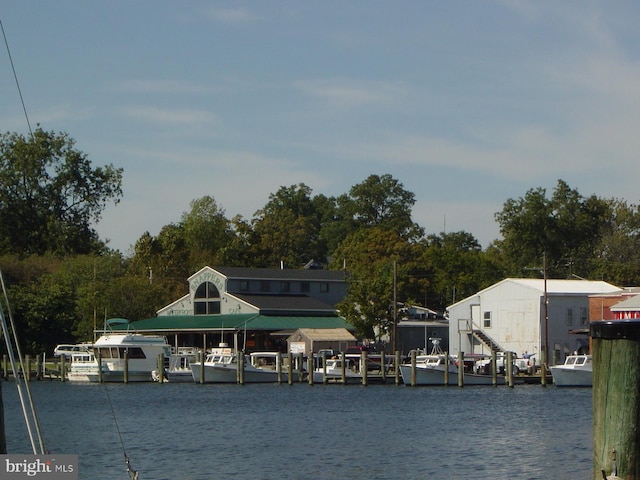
(190, 363), (284, 383)
(399, 364), (506, 386)
(549, 367), (592, 387)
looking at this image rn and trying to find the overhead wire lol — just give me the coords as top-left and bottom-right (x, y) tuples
(1, 17), (34, 139)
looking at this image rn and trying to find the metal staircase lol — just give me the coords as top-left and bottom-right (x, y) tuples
(472, 329), (504, 353)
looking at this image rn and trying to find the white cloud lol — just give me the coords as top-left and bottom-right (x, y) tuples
(111, 79), (216, 95)
(204, 7), (259, 24)
(119, 106), (219, 127)
(294, 78), (406, 108)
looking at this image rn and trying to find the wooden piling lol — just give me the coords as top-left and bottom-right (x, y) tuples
(491, 351), (497, 386)
(287, 353), (293, 385)
(394, 351), (401, 385)
(540, 346), (547, 387)
(36, 355), (42, 380)
(297, 353), (304, 383)
(199, 350), (205, 384)
(322, 351), (328, 384)
(97, 351), (103, 383)
(443, 350), (449, 386)
(340, 352), (346, 384)
(458, 351), (464, 387)
(2, 354), (7, 380)
(60, 355), (66, 383)
(123, 351), (129, 384)
(361, 351), (368, 386)
(276, 353), (283, 384)
(591, 319), (640, 479)
(409, 350), (416, 386)
(157, 353), (165, 383)
(237, 351), (244, 385)
(506, 351), (514, 388)
(380, 351), (386, 383)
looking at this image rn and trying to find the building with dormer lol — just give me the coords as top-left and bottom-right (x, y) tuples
(111, 266), (353, 352)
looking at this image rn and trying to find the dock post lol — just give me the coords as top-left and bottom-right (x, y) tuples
(591, 319), (640, 479)
(322, 351), (328, 384)
(443, 350), (449, 386)
(491, 350), (497, 386)
(458, 351), (464, 387)
(361, 351), (368, 386)
(394, 351), (401, 385)
(123, 351), (129, 384)
(199, 350), (205, 384)
(97, 351), (103, 383)
(157, 353), (164, 383)
(237, 351), (244, 385)
(25, 355), (31, 381)
(540, 345), (547, 387)
(409, 350), (416, 387)
(276, 353), (282, 384)
(287, 353), (293, 385)
(340, 352), (346, 384)
(380, 351), (386, 383)
(297, 353), (304, 383)
(308, 354), (314, 385)
(60, 355), (66, 382)
(2, 354), (7, 380)
(506, 351), (514, 388)
(35, 355), (42, 380)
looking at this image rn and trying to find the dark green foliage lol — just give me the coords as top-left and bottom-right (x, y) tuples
(0, 128), (123, 256)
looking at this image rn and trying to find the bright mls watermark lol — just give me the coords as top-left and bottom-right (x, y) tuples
(0, 455), (77, 479)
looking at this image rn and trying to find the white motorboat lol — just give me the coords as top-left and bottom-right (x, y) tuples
(312, 356), (362, 383)
(93, 321), (172, 382)
(190, 346), (288, 383)
(399, 338), (506, 386)
(549, 354), (592, 387)
(152, 347), (200, 383)
(66, 351), (105, 382)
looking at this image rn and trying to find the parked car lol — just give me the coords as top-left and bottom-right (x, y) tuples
(53, 344), (91, 359)
(475, 352), (524, 375)
(514, 353), (537, 374)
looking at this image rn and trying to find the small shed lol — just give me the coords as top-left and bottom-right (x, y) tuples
(286, 328), (356, 355)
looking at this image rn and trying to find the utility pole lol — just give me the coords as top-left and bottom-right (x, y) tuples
(392, 260), (397, 354)
(543, 252), (549, 373)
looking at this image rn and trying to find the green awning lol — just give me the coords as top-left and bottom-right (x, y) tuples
(104, 314), (353, 333)
(244, 315), (354, 331)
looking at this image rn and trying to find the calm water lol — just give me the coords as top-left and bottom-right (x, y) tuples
(2, 381), (592, 480)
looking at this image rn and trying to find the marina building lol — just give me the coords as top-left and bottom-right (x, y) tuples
(112, 266), (354, 353)
(446, 278), (621, 366)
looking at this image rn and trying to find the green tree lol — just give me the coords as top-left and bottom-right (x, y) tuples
(494, 179), (611, 278)
(422, 231), (503, 310)
(250, 184), (325, 267)
(340, 174), (424, 239)
(330, 227), (427, 341)
(0, 128), (123, 255)
(590, 199), (640, 286)
(181, 196), (234, 267)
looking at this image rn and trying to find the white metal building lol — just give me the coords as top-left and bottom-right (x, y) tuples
(447, 278), (621, 365)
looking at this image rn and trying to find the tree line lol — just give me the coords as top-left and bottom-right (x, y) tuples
(2, 129), (640, 354)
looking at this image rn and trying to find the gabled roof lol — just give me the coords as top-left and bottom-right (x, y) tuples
(508, 278), (621, 295)
(209, 266), (346, 282)
(448, 278), (621, 309)
(290, 328), (357, 342)
(610, 293), (640, 311)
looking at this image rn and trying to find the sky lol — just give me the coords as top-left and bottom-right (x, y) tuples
(2, 1), (640, 255)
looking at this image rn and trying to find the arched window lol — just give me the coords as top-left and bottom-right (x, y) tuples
(194, 282), (221, 315)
